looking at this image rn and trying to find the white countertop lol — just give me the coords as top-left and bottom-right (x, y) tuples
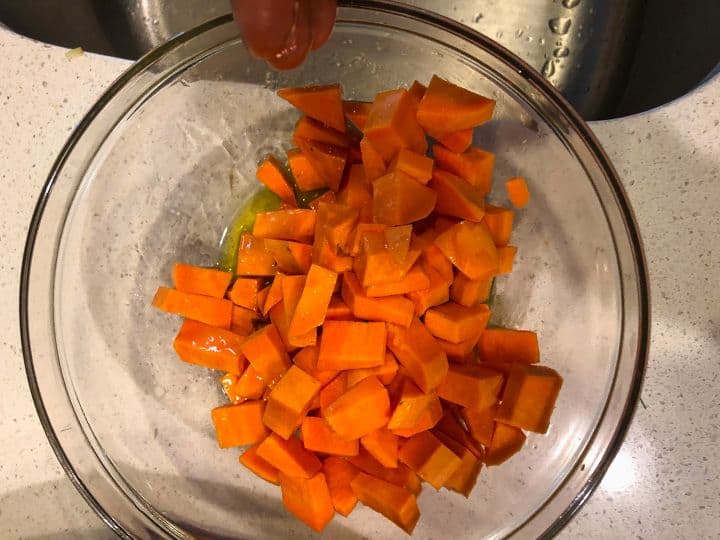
(0, 26), (718, 539)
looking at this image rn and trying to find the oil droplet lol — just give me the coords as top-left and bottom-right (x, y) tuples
(562, 0), (581, 8)
(549, 17), (572, 35)
(541, 59), (556, 78)
(553, 46), (570, 58)
(473, 13), (484, 22)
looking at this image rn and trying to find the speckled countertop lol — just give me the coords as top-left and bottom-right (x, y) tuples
(0, 25), (718, 539)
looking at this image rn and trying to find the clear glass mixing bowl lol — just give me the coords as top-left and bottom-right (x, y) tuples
(20, 2), (649, 538)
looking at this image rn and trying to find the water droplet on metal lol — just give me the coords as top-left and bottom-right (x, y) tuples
(541, 59), (556, 78)
(540, 38), (546, 45)
(496, 30), (504, 39)
(549, 17), (572, 35)
(553, 46), (570, 58)
(516, 28), (524, 38)
(562, 0), (581, 8)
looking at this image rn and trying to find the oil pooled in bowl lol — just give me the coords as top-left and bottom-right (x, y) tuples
(218, 188), (280, 271)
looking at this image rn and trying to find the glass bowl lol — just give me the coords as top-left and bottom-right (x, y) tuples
(20, 2), (649, 538)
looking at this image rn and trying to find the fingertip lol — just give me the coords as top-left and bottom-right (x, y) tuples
(232, 0), (296, 60)
(309, 0), (337, 50)
(270, 0), (313, 70)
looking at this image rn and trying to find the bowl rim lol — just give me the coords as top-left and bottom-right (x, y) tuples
(19, 1), (650, 538)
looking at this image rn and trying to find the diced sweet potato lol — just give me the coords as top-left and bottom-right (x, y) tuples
(478, 328), (540, 364)
(227, 277), (263, 311)
(296, 138), (347, 192)
(173, 319), (244, 374)
(348, 447), (422, 494)
(373, 170), (437, 226)
(398, 431), (462, 489)
(279, 472), (335, 532)
(288, 264), (337, 338)
(240, 443), (280, 484)
(451, 273), (493, 307)
(317, 320), (387, 370)
(484, 422), (526, 466)
(287, 148), (325, 191)
(263, 239), (313, 275)
(323, 376), (391, 440)
(434, 145), (495, 194)
(506, 176), (530, 208)
(437, 364), (504, 410)
(264, 365), (322, 439)
(278, 84), (346, 132)
(350, 472), (420, 534)
(236, 234), (278, 276)
(387, 378), (436, 431)
(435, 128), (473, 153)
(434, 220), (499, 280)
(343, 100), (372, 130)
(257, 432), (323, 478)
(364, 89), (427, 161)
(482, 204), (514, 247)
(323, 456), (360, 516)
(361, 428), (399, 468)
(172, 263), (232, 298)
(430, 168), (485, 221)
(293, 115), (350, 148)
(495, 364), (563, 433)
(347, 352), (399, 387)
(256, 154), (296, 205)
(497, 245), (517, 274)
(153, 287), (232, 328)
(390, 396), (443, 438)
(360, 137), (387, 181)
(301, 416), (359, 456)
(386, 318), (448, 393)
(341, 271), (414, 327)
(240, 324), (291, 384)
(389, 148), (433, 184)
(461, 405), (497, 446)
(432, 429), (482, 497)
(417, 75), (495, 137)
(211, 401), (268, 448)
(254, 209), (316, 243)
(424, 302), (491, 344)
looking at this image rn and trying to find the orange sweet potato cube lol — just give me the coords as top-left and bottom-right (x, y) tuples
(279, 472), (335, 533)
(323, 456), (360, 516)
(398, 430), (462, 490)
(240, 323), (291, 384)
(387, 378), (436, 431)
(432, 429), (482, 497)
(240, 443), (280, 485)
(424, 302), (491, 344)
(211, 401), (268, 448)
(350, 472), (420, 534)
(437, 364), (504, 410)
(484, 422), (526, 466)
(496, 364), (563, 433)
(263, 365), (322, 439)
(364, 89), (427, 161)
